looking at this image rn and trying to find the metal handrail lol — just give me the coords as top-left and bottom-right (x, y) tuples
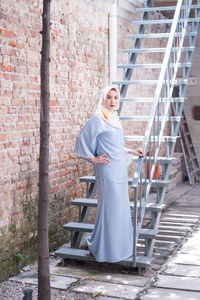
(131, 0), (194, 266)
(132, 0), (189, 187)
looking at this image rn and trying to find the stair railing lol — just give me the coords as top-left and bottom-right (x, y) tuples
(131, 0), (194, 267)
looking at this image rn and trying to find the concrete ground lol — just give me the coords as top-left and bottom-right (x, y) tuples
(1, 182), (200, 300)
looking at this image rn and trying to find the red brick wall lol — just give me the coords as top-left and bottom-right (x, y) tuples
(0, 0), (111, 280)
(0, 0), (167, 280)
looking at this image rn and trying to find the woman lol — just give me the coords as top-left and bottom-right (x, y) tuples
(75, 86), (144, 263)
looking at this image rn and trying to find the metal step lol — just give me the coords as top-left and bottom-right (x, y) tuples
(136, 5), (200, 12)
(118, 63), (191, 69)
(113, 79), (188, 85)
(64, 222), (158, 240)
(139, 228), (158, 239)
(123, 47), (194, 53)
(131, 156), (174, 164)
(120, 97), (185, 103)
(131, 18), (200, 25)
(54, 246), (154, 267)
(71, 198), (98, 207)
(64, 222), (93, 232)
(71, 198), (164, 212)
(119, 115), (182, 122)
(124, 135), (178, 142)
(79, 176), (169, 187)
(127, 32), (197, 39)
(132, 202), (165, 213)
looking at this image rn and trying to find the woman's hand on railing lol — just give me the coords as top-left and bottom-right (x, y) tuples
(128, 147), (145, 157)
(90, 154), (110, 164)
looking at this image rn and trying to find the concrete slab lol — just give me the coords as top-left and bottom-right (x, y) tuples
(169, 207), (200, 214)
(174, 199), (200, 208)
(162, 213), (199, 219)
(185, 187), (200, 195)
(165, 184), (192, 201)
(154, 239), (176, 250)
(161, 217), (198, 224)
(50, 266), (149, 287)
(99, 297), (119, 300)
(176, 194), (200, 201)
(163, 207), (199, 215)
(153, 259), (167, 266)
(159, 221), (194, 228)
(153, 274), (200, 291)
(140, 287), (200, 300)
(179, 244), (200, 255)
(172, 253), (200, 266)
(185, 230), (200, 241)
(9, 271), (78, 289)
(156, 234), (182, 242)
(164, 263), (200, 277)
(186, 190), (200, 196)
(179, 232), (200, 255)
(72, 280), (143, 299)
(157, 230), (187, 237)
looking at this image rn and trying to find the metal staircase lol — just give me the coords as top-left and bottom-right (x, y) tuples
(55, 0), (200, 270)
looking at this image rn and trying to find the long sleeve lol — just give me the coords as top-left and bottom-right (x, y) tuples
(74, 115), (100, 162)
(124, 147), (133, 167)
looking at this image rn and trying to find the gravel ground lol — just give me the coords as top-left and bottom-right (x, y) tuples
(0, 280), (97, 300)
(0, 257), (97, 300)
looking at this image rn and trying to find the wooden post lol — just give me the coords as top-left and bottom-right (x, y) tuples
(38, 0), (51, 299)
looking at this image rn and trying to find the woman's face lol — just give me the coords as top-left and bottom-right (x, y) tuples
(103, 89), (119, 111)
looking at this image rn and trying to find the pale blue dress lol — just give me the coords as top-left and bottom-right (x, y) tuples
(75, 113), (133, 262)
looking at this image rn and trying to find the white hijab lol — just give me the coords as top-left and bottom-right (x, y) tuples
(96, 85), (122, 129)
(96, 86), (133, 166)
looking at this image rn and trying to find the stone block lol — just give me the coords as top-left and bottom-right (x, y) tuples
(50, 265), (149, 287)
(140, 287), (200, 300)
(72, 280), (143, 299)
(153, 274), (200, 291)
(9, 271), (78, 289)
(172, 253), (200, 266)
(164, 263), (200, 278)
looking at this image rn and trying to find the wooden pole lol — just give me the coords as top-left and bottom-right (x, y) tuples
(38, 0), (51, 299)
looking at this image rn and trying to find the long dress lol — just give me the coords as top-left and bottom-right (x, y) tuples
(75, 113), (133, 262)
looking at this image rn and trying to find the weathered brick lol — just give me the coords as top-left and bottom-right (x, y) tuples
(0, 29), (15, 38)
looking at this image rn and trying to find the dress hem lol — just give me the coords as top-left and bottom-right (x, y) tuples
(92, 252), (133, 263)
(87, 244), (133, 263)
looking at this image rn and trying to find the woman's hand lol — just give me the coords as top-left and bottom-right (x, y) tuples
(90, 154), (110, 164)
(135, 147), (145, 157)
(128, 147), (145, 157)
